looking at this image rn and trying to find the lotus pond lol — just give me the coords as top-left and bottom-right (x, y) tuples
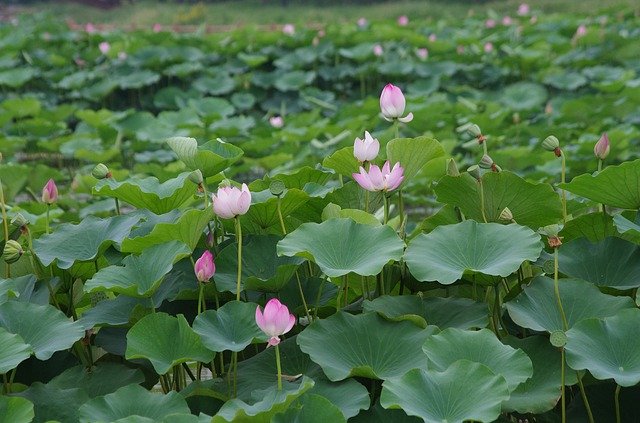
(1, 5), (640, 423)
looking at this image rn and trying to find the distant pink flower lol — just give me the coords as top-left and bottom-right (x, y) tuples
(317, 29), (325, 38)
(255, 299), (295, 347)
(380, 83), (413, 123)
(42, 179), (58, 204)
(194, 250), (215, 283)
(484, 42), (494, 53)
(118, 51), (127, 60)
(373, 44), (383, 56)
(485, 19), (497, 28)
(576, 24), (587, 37)
(428, 33), (437, 42)
(153, 23), (162, 33)
(594, 133), (610, 160)
(74, 57), (86, 67)
(530, 15), (538, 24)
(42, 32), (51, 41)
(417, 48), (429, 60)
(357, 17), (368, 28)
(502, 16), (513, 26)
(456, 45), (465, 54)
(517, 3), (530, 15)
(353, 131), (380, 162)
(269, 116), (284, 128)
(282, 23), (295, 35)
(397, 15), (409, 26)
(212, 184), (251, 219)
(85, 23), (96, 33)
(353, 161), (404, 192)
(98, 41), (110, 55)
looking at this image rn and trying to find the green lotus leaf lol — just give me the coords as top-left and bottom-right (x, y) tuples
(506, 276), (636, 332)
(272, 394), (346, 423)
(350, 402), (421, 423)
(305, 378), (370, 420)
(363, 295), (488, 329)
(613, 213), (640, 243)
(0, 326), (32, 373)
(386, 136), (445, 180)
(48, 363), (145, 399)
(423, 328), (532, 391)
(93, 172), (196, 214)
(380, 361), (510, 423)
(322, 146), (360, 177)
(126, 313), (215, 375)
(297, 311), (436, 381)
(193, 301), (265, 352)
(565, 308), (640, 386)
(500, 82), (548, 111)
(33, 214), (141, 269)
(78, 384), (191, 423)
(166, 137), (243, 178)
(435, 171), (563, 229)
(405, 221), (542, 284)
(560, 212), (618, 243)
(84, 241), (191, 297)
(560, 159), (640, 209)
(277, 218), (404, 277)
(241, 188), (309, 232)
(0, 301), (84, 360)
(0, 396), (34, 423)
(15, 382), (89, 423)
(557, 237), (640, 289)
(274, 71), (316, 91)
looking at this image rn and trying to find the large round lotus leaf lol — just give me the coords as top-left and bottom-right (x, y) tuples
(193, 301), (265, 352)
(557, 237), (640, 289)
(0, 301), (84, 360)
(423, 328), (532, 391)
(78, 384), (190, 423)
(0, 396), (34, 423)
(322, 147), (360, 177)
(93, 172), (196, 214)
(277, 219), (405, 278)
(613, 213), (640, 243)
(434, 171), (563, 229)
(350, 402), (421, 423)
(565, 308), (640, 387)
(503, 336), (578, 414)
(560, 212), (618, 243)
(166, 137), (243, 178)
(305, 378), (370, 420)
(215, 235), (302, 294)
(48, 363), (145, 399)
(363, 295), (488, 329)
(405, 221), (542, 285)
(211, 376), (314, 423)
(15, 381), (89, 423)
(126, 313), (215, 375)
(297, 311), (436, 381)
(272, 394), (346, 423)
(241, 188), (309, 232)
(506, 276), (636, 332)
(274, 71), (316, 91)
(0, 326), (32, 373)
(33, 214), (141, 269)
(380, 361), (510, 423)
(500, 82), (548, 111)
(560, 159), (640, 209)
(386, 136), (445, 180)
(85, 241), (190, 297)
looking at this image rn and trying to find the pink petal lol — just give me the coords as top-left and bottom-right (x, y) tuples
(367, 165), (384, 191)
(255, 306), (266, 332)
(284, 314), (296, 334)
(267, 336), (281, 347)
(398, 112), (413, 123)
(353, 169), (375, 191)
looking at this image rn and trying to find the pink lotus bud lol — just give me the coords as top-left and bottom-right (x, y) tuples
(397, 15), (409, 26)
(255, 298), (295, 347)
(269, 116), (284, 128)
(373, 44), (383, 57)
(75, 57), (86, 67)
(380, 84), (413, 123)
(353, 131), (380, 162)
(485, 19), (497, 28)
(530, 15), (538, 24)
(576, 24), (587, 37)
(357, 17), (368, 28)
(428, 33), (437, 42)
(484, 42), (494, 53)
(153, 23), (162, 33)
(282, 24), (295, 35)
(41, 179), (58, 204)
(502, 16), (513, 26)
(212, 183), (251, 219)
(317, 29), (325, 38)
(194, 250), (215, 283)
(352, 160), (404, 192)
(99, 42), (110, 55)
(416, 48), (429, 60)
(456, 45), (465, 55)
(594, 133), (610, 160)
(85, 23), (96, 34)
(517, 3), (530, 15)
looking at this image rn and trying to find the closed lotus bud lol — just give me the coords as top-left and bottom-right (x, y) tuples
(41, 179), (58, 204)
(479, 154), (494, 169)
(92, 163), (111, 179)
(499, 207), (513, 221)
(594, 133), (610, 160)
(467, 165), (481, 180)
(3, 240), (23, 264)
(11, 213), (28, 229)
(446, 158), (460, 177)
(269, 180), (286, 197)
(189, 169), (204, 185)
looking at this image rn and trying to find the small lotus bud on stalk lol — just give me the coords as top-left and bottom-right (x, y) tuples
(547, 235), (563, 248)
(467, 124), (486, 144)
(542, 135), (561, 157)
(446, 158), (460, 177)
(189, 170), (204, 192)
(499, 207), (515, 222)
(11, 213), (29, 234)
(593, 132), (610, 161)
(92, 163), (111, 179)
(479, 154), (501, 172)
(467, 165), (481, 181)
(3, 240), (23, 264)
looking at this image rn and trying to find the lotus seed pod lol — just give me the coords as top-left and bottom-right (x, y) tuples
(539, 224), (562, 237)
(269, 180), (286, 197)
(11, 213), (28, 228)
(550, 330), (567, 347)
(188, 169), (203, 185)
(467, 165), (481, 180)
(541, 135), (560, 152)
(499, 207), (513, 221)
(446, 158), (460, 177)
(3, 240), (24, 264)
(478, 154), (494, 169)
(92, 163), (111, 179)
(467, 124), (482, 137)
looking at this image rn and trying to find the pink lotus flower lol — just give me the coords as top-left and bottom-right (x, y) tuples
(118, 51), (127, 60)
(194, 250), (215, 283)
(352, 161), (404, 192)
(397, 15), (409, 26)
(357, 17), (368, 28)
(212, 184), (251, 219)
(456, 45), (465, 55)
(153, 23), (162, 33)
(269, 116), (284, 128)
(353, 131), (380, 162)
(282, 24), (295, 35)
(484, 42), (494, 53)
(41, 179), (58, 204)
(530, 15), (538, 24)
(502, 16), (513, 26)
(485, 19), (497, 28)
(380, 84), (413, 123)
(99, 42), (110, 55)
(417, 48), (429, 60)
(373, 44), (383, 56)
(576, 24), (587, 37)
(594, 133), (610, 160)
(517, 3), (530, 15)
(85, 23), (96, 34)
(255, 298), (295, 347)
(428, 33), (437, 42)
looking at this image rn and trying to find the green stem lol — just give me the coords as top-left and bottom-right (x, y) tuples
(492, 285), (502, 340)
(561, 348), (566, 423)
(294, 272), (312, 322)
(394, 120), (399, 140)
(561, 152), (567, 224)
(235, 218), (243, 302)
(577, 373), (595, 423)
(313, 278), (326, 320)
(114, 198), (121, 216)
(276, 196), (286, 235)
(45, 204), (50, 234)
(615, 384), (622, 423)
(275, 344), (283, 391)
(197, 283), (204, 315)
(383, 194), (389, 225)
(553, 248), (569, 330)
(364, 190), (369, 213)
(232, 351), (238, 397)
(597, 159), (605, 214)
(0, 179), (9, 278)
(478, 181), (488, 223)
(398, 189), (405, 237)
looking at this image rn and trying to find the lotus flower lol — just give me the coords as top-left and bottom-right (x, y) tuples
(373, 44), (383, 56)
(212, 184), (251, 219)
(502, 16), (513, 26)
(85, 23), (96, 33)
(594, 133), (610, 160)
(282, 24), (295, 35)
(269, 116), (284, 128)
(99, 42), (110, 55)
(357, 17), (368, 28)
(417, 48), (429, 60)
(118, 51), (127, 60)
(255, 298), (295, 347)
(484, 42), (494, 53)
(353, 131), (380, 162)
(194, 250), (215, 283)
(397, 15), (409, 26)
(352, 161), (404, 192)
(153, 23), (162, 33)
(428, 33), (437, 42)
(517, 3), (530, 15)
(485, 19), (497, 28)
(380, 84), (413, 123)
(576, 24), (587, 37)
(41, 179), (58, 204)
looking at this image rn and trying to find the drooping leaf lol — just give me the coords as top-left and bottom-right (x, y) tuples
(15, 382), (89, 423)
(386, 136), (445, 180)
(166, 137), (243, 178)
(0, 326), (32, 373)
(48, 363), (145, 399)
(0, 396), (34, 423)
(193, 301), (265, 352)
(271, 394), (346, 423)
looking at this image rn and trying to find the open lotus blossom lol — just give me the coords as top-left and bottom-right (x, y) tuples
(485, 19), (497, 28)
(428, 33), (437, 42)
(517, 3), (530, 15)
(484, 42), (494, 53)
(85, 23), (96, 33)
(576, 24), (587, 37)
(397, 15), (409, 26)
(282, 23), (295, 35)
(255, 298), (295, 347)
(373, 44), (383, 56)
(353, 161), (404, 192)
(41, 179), (58, 204)
(357, 17), (368, 28)
(594, 132), (610, 160)
(502, 16), (513, 26)
(353, 131), (380, 162)
(380, 84), (413, 122)
(99, 41), (110, 55)
(194, 250), (215, 283)
(212, 184), (251, 219)
(417, 48), (429, 60)
(153, 23), (162, 32)
(269, 116), (284, 128)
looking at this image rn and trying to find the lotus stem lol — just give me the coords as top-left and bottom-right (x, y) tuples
(398, 189), (405, 236)
(561, 152), (567, 224)
(561, 348), (566, 423)
(597, 159), (605, 214)
(275, 344), (283, 391)
(313, 278), (326, 320)
(197, 283), (204, 315)
(554, 249), (569, 330)
(478, 180), (488, 223)
(615, 384), (622, 423)
(276, 196), (286, 235)
(114, 198), (120, 215)
(383, 194), (389, 225)
(235, 217), (243, 302)
(394, 120), (399, 139)
(577, 373), (595, 423)
(364, 190), (369, 213)
(45, 204), (50, 234)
